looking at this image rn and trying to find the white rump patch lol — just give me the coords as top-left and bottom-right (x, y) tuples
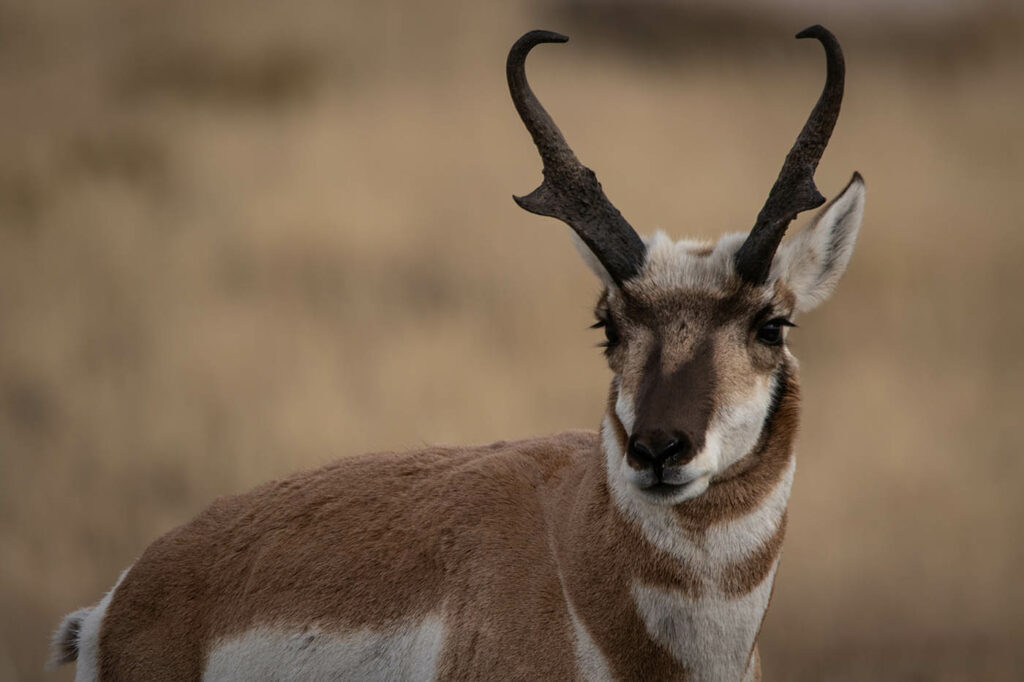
(48, 607), (91, 670)
(61, 566), (132, 682)
(203, 616), (446, 682)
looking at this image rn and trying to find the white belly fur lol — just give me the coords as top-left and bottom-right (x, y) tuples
(202, 616), (446, 682)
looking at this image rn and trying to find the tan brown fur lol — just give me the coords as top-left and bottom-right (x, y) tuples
(83, 236), (815, 680)
(99, 438), (581, 679)
(50, 33), (868, 677)
(94, 363), (798, 680)
(92, 241), (805, 679)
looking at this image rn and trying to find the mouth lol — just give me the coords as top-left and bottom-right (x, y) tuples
(631, 471), (712, 503)
(640, 480), (688, 496)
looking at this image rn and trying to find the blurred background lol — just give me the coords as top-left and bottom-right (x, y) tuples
(2, 0), (1023, 679)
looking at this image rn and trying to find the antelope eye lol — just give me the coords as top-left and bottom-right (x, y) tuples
(603, 321), (620, 347)
(592, 316), (620, 350)
(756, 318), (793, 346)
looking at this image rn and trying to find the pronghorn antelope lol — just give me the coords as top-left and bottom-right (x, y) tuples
(50, 25), (864, 681)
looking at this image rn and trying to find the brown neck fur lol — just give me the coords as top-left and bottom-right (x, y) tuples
(547, 363), (800, 677)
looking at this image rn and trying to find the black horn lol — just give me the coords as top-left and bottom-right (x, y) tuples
(734, 25), (846, 284)
(508, 30), (646, 286)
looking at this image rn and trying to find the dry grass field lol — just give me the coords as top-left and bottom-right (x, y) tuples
(2, 0), (1023, 679)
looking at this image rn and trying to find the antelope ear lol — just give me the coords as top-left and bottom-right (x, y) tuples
(569, 232), (617, 288)
(774, 172), (865, 312)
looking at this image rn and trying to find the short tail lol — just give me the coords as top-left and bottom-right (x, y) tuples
(47, 607), (92, 670)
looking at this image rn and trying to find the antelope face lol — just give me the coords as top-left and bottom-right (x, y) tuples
(599, 239), (789, 504)
(508, 28), (865, 505)
(596, 190), (861, 505)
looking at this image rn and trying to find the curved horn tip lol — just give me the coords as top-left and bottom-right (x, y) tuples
(795, 25), (832, 41)
(516, 30), (569, 47)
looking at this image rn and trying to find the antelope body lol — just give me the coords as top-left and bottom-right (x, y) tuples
(50, 27), (865, 681)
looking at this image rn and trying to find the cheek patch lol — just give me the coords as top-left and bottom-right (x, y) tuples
(615, 391), (637, 434)
(706, 375), (775, 472)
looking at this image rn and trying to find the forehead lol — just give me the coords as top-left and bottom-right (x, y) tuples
(606, 232), (790, 326)
(635, 231), (746, 293)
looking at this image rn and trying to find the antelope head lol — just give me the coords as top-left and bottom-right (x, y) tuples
(509, 27), (865, 506)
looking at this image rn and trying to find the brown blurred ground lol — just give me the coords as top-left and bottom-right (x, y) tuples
(2, 0), (1023, 679)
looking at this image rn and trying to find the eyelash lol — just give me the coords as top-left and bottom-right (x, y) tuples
(756, 317), (796, 346)
(594, 314), (793, 348)
(591, 318), (619, 350)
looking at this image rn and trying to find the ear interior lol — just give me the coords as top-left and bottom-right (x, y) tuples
(774, 172), (866, 312)
(569, 232), (617, 288)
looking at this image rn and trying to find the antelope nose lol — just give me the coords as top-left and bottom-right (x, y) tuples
(627, 432), (695, 470)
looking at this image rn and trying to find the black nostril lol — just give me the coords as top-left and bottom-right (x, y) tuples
(627, 432), (695, 469)
(658, 435), (693, 465)
(627, 434), (655, 466)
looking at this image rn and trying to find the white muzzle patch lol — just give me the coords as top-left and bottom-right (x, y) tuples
(611, 374), (775, 507)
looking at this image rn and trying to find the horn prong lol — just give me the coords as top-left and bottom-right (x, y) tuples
(734, 24), (846, 285)
(507, 30), (646, 286)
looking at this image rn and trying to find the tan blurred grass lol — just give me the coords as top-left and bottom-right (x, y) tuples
(2, 1), (1023, 679)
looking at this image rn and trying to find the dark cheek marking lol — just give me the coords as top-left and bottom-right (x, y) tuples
(761, 364), (790, 432)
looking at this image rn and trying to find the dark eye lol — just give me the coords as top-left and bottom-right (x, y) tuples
(756, 318), (795, 346)
(604, 321), (620, 347)
(592, 317), (620, 350)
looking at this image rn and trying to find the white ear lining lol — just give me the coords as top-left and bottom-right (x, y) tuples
(775, 172), (866, 312)
(568, 231), (617, 288)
